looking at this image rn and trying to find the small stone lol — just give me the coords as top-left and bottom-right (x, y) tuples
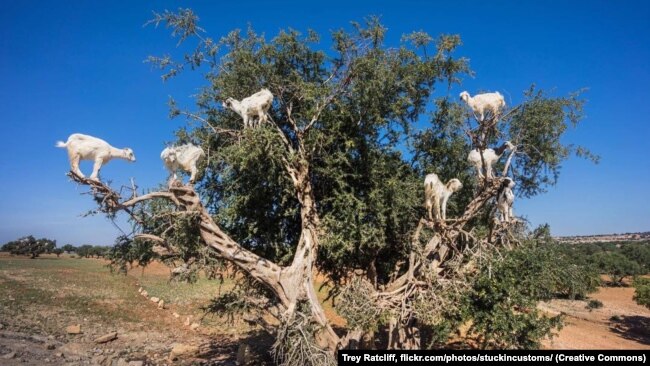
(172, 312), (180, 318)
(116, 358), (129, 366)
(2, 352), (16, 359)
(184, 317), (191, 326)
(94, 331), (118, 344)
(128, 361), (144, 366)
(190, 323), (200, 331)
(65, 325), (82, 334)
(55, 352), (64, 358)
(169, 343), (199, 361)
(44, 358), (50, 363)
(157, 299), (165, 309)
(141, 290), (148, 298)
(150, 297), (160, 303)
(138, 287), (143, 293)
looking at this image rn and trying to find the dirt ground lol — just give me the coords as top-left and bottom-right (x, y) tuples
(540, 286), (650, 349)
(0, 254), (248, 365)
(1, 253), (648, 365)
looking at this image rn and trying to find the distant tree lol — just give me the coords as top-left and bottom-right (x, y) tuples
(621, 242), (650, 274)
(61, 244), (77, 253)
(76, 244), (94, 258)
(1, 236), (56, 258)
(591, 252), (642, 285)
(633, 277), (650, 309)
(52, 248), (64, 257)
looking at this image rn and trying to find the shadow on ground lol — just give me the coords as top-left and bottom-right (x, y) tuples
(199, 330), (274, 365)
(609, 315), (650, 345)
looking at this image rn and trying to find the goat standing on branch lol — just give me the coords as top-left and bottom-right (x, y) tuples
(497, 178), (516, 222)
(160, 144), (205, 184)
(460, 91), (506, 122)
(56, 133), (135, 181)
(424, 173), (463, 221)
(222, 88), (274, 129)
(467, 141), (515, 179)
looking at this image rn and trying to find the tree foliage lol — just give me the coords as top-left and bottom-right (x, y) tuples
(591, 251), (642, 285)
(61, 244), (77, 253)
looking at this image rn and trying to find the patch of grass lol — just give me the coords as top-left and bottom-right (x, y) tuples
(134, 273), (233, 306)
(0, 256), (160, 333)
(0, 254), (347, 338)
(586, 299), (604, 311)
(610, 315), (622, 322)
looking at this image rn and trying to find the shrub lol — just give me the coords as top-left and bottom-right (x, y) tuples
(586, 299), (603, 310)
(465, 242), (598, 349)
(633, 277), (650, 309)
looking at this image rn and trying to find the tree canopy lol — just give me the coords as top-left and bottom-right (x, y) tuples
(67, 9), (597, 363)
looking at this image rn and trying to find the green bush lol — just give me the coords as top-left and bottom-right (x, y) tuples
(633, 277), (650, 309)
(465, 242), (598, 349)
(586, 299), (603, 310)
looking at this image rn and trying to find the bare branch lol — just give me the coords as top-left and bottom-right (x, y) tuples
(502, 146), (518, 176)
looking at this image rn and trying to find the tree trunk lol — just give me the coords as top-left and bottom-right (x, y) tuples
(165, 169), (341, 354)
(68, 168), (343, 356)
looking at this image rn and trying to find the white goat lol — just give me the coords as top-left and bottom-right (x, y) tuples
(424, 173), (463, 221)
(160, 144), (205, 184)
(222, 88), (274, 128)
(467, 141), (515, 179)
(56, 133), (135, 180)
(497, 178), (516, 222)
(459, 91), (506, 122)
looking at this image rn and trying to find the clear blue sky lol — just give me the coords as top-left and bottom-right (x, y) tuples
(1, 1), (648, 245)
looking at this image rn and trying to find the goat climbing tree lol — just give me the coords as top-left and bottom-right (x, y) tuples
(68, 9), (597, 365)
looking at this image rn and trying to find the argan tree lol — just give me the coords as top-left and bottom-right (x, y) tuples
(66, 9), (596, 364)
(1, 236), (56, 259)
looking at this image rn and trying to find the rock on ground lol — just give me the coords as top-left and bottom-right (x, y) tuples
(65, 325), (82, 334)
(169, 343), (199, 361)
(94, 332), (118, 344)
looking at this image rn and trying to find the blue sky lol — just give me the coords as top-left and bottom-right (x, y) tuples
(0, 1), (648, 245)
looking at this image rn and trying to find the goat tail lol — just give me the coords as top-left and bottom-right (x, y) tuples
(55, 141), (67, 148)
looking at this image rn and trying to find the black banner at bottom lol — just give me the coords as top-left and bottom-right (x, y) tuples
(338, 350), (648, 365)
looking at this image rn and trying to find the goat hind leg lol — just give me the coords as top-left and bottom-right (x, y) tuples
(441, 196), (449, 220)
(70, 154), (85, 178)
(433, 197), (441, 220)
(90, 158), (102, 180)
(189, 166), (198, 184)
